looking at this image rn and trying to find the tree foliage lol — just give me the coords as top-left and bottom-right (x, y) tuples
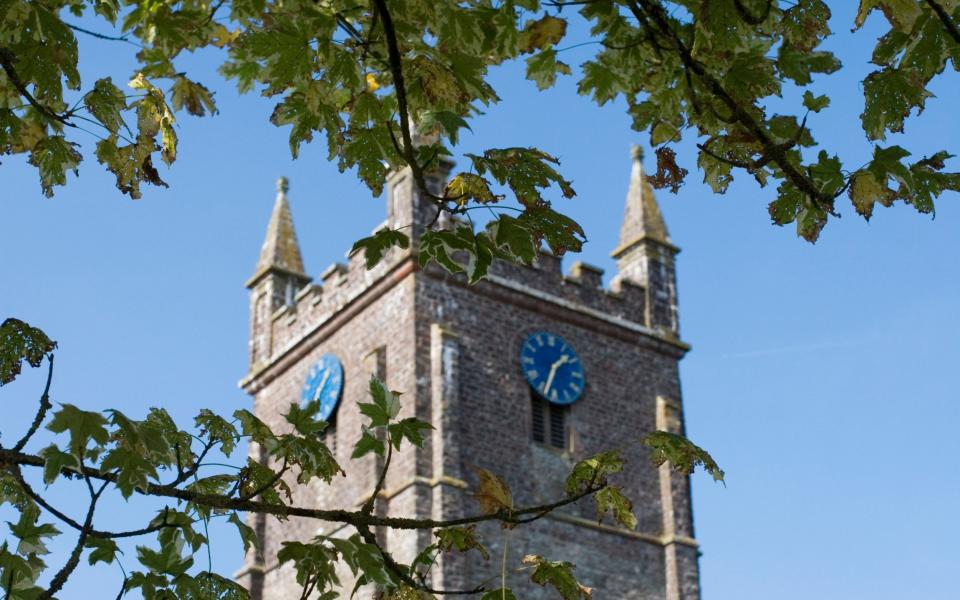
(3, 0), (958, 255)
(4, 0), (958, 597)
(0, 329), (722, 598)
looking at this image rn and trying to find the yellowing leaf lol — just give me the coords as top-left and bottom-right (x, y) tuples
(848, 170), (893, 220)
(445, 173), (499, 206)
(855, 0), (923, 32)
(471, 466), (513, 516)
(519, 15), (567, 54)
(210, 24), (240, 48)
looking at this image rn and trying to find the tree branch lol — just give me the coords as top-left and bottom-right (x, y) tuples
(38, 467), (107, 599)
(361, 440), (391, 514)
(0, 49), (75, 127)
(64, 23), (141, 47)
(356, 523), (485, 595)
(624, 0), (834, 211)
(0, 447), (604, 533)
(370, 0), (445, 204)
(12, 354), (54, 453)
(925, 0), (960, 44)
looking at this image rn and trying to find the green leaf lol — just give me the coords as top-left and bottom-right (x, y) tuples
(228, 512), (259, 554)
(435, 525), (490, 560)
(46, 404), (110, 457)
(359, 376), (401, 428)
(8, 510), (60, 556)
(578, 61), (620, 106)
(517, 207), (586, 257)
(565, 450), (624, 495)
(170, 76), (217, 117)
(85, 536), (119, 566)
(861, 68), (932, 140)
(387, 418), (434, 450)
(272, 430), (343, 485)
(101, 445), (158, 498)
(285, 400), (326, 436)
(233, 409), (274, 445)
(28, 136), (81, 198)
(905, 151), (960, 214)
(0, 543), (45, 597)
(38, 445), (79, 485)
(351, 228), (410, 270)
(809, 150), (845, 197)
(781, 0), (832, 51)
(594, 485), (637, 530)
(802, 90), (831, 113)
(352, 428), (385, 459)
(522, 555), (592, 600)
(418, 110), (472, 145)
(485, 215), (537, 265)
(136, 539), (193, 577)
(525, 48), (572, 91)
(0, 319), (56, 386)
(195, 409), (239, 457)
(84, 77), (128, 134)
(643, 431), (725, 483)
(467, 147), (575, 207)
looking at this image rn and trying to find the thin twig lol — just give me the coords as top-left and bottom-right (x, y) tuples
(361, 440), (392, 514)
(12, 354), (54, 452)
(65, 23), (142, 48)
(0, 447), (605, 533)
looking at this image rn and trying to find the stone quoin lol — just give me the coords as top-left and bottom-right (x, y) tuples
(236, 147), (700, 599)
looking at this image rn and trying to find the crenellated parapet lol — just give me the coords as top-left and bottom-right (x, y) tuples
(249, 146), (685, 376)
(483, 253), (650, 331)
(257, 229), (416, 371)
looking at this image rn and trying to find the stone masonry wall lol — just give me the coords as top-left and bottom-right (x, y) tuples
(239, 219), (698, 599)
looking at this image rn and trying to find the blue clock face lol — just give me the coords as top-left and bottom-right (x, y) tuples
(520, 332), (585, 405)
(301, 354), (344, 422)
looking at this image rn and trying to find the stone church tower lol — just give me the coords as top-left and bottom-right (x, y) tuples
(236, 148), (700, 599)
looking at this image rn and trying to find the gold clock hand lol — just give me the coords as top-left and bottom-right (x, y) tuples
(543, 355), (570, 396)
(313, 370), (332, 403)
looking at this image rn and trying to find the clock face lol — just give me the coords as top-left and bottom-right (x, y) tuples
(301, 354), (344, 422)
(520, 331), (585, 405)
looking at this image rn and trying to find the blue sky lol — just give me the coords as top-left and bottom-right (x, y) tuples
(2, 3), (959, 598)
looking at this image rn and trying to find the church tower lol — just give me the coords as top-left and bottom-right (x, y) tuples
(236, 149), (701, 599)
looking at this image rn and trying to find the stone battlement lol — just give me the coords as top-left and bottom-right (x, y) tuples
(260, 235), (663, 373)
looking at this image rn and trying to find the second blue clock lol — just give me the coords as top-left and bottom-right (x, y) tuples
(301, 353), (344, 422)
(520, 332), (585, 405)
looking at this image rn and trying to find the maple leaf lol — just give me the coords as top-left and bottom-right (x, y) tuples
(518, 15), (567, 54)
(522, 555), (592, 600)
(0, 319), (56, 386)
(470, 466), (513, 516)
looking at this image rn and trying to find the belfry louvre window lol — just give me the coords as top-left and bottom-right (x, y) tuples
(531, 393), (567, 450)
